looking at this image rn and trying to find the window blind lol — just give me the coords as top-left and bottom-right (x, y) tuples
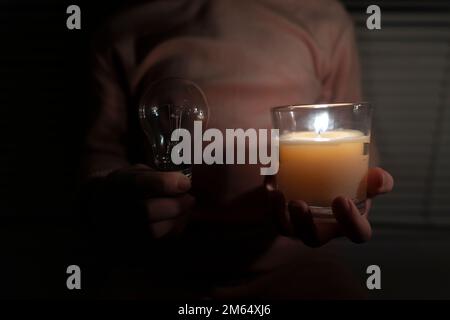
(343, 0), (450, 225)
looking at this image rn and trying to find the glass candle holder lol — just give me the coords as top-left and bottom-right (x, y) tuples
(271, 103), (372, 219)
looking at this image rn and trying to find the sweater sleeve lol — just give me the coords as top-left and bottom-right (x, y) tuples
(82, 44), (130, 180)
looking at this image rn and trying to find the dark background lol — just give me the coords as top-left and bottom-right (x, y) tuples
(1, 0), (450, 299)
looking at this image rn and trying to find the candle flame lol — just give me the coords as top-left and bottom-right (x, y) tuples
(313, 112), (329, 134)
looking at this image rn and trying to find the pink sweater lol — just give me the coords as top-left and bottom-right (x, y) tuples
(84, 0), (364, 298)
(85, 0), (361, 181)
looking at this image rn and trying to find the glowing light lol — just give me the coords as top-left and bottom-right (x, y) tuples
(313, 112), (329, 134)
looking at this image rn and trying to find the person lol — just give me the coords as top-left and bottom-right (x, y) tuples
(82, 0), (394, 299)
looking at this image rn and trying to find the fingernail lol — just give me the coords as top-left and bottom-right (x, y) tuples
(177, 175), (191, 192)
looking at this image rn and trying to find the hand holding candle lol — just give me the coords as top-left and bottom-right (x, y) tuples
(272, 103), (372, 218)
(269, 103), (394, 246)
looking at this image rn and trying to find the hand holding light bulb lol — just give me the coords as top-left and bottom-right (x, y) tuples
(104, 163), (195, 239)
(92, 78), (208, 238)
(87, 78), (208, 239)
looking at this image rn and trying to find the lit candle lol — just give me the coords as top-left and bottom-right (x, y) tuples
(272, 103), (371, 215)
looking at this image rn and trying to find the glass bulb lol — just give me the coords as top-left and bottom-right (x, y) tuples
(139, 77), (209, 178)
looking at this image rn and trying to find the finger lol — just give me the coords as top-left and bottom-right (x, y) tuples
(289, 200), (322, 247)
(367, 167), (394, 198)
(332, 197), (372, 243)
(136, 171), (191, 196)
(144, 194), (195, 222)
(362, 199), (372, 218)
(109, 165), (191, 197)
(149, 220), (177, 239)
(128, 163), (153, 172)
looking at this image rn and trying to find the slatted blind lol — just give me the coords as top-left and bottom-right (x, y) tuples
(343, 0), (450, 225)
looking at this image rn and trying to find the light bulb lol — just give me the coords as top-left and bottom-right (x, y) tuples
(139, 77), (209, 178)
